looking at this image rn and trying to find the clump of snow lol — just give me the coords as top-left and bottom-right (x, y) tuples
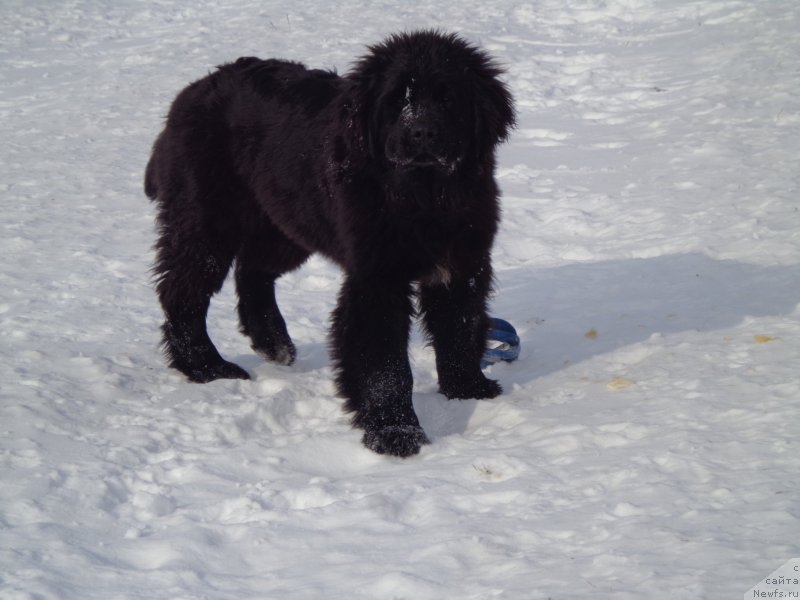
(1, 1), (798, 598)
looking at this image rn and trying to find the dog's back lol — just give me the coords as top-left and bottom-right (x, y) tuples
(144, 57), (340, 204)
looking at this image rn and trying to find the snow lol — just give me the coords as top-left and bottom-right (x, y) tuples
(1, 0), (799, 598)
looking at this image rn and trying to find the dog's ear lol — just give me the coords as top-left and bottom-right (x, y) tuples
(471, 60), (516, 157)
(476, 76), (515, 145)
(348, 47), (394, 160)
(338, 83), (372, 162)
(354, 84), (384, 161)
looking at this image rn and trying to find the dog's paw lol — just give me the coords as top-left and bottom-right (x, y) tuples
(253, 340), (297, 366)
(440, 374), (502, 400)
(184, 360), (251, 383)
(362, 425), (430, 458)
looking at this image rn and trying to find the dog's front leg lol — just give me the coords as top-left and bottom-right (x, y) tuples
(331, 277), (429, 457)
(419, 262), (502, 400)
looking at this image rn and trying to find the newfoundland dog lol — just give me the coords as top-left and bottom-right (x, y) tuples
(144, 30), (515, 457)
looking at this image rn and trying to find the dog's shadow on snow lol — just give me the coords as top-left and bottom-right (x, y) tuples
(415, 252), (800, 440)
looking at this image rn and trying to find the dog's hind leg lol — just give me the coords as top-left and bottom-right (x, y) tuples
(153, 218), (248, 383)
(234, 227), (309, 365)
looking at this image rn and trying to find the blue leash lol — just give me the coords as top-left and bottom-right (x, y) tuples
(481, 317), (520, 369)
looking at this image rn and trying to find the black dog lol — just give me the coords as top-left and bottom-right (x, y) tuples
(144, 30), (515, 457)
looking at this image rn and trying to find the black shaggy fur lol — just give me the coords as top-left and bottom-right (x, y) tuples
(144, 30), (515, 457)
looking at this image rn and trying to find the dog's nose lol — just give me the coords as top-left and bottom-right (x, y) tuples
(409, 121), (438, 149)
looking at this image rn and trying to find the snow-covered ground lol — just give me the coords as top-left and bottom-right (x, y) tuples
(1, 1), (798, 598)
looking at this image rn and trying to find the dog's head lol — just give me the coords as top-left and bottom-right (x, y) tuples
(349, 30), (515, 174)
